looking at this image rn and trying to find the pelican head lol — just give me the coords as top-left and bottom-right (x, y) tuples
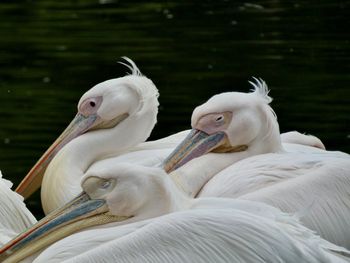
(16, 57), (159, 199)
(1, 164), (185, 263)
(163, 78), (282, 173)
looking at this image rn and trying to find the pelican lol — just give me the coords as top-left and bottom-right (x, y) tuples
(164, 78), (328, 175)
(2, 164), (350, 263)
(15, 60), (319, 215)
(0, 171), (36, 246)
(15, 57), (173, 214)
(163, 79), (350, 247)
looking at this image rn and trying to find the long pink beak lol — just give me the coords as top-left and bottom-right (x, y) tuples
(15, 113), (99, 199)
(162, 129), (227, 173)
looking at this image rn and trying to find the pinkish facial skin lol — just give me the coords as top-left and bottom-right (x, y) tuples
(162, 111), (250, 173)
(79, 96), (103, 117)
(194, 112), (233, 135)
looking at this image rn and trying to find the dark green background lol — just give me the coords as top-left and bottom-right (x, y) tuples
(0, 0), (349, 218)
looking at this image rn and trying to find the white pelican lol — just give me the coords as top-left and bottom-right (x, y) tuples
(0, 171), (36, 246)
(15, 61), (316, 215)
(163, 79), (350, 247)
(15, 57), (165, 214)
(2, 164), (349, 263)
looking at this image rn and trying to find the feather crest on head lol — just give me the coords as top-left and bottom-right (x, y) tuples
(249, 77), (272, 104)
(118, 57), (143, 76)
(117, 57), (159, 116)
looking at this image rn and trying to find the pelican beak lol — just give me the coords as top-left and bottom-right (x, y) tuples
(163, 129), (248, 173)
(163, 129), (226, 173)
(15, 113), (100, 199)
(0, 192), (129, 263)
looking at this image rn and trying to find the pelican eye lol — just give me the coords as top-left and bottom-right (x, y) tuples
(215, 115), (224, 122)
(215, 115), (225, 126)
(78, 96), (103, 116)
(100, 180), (111, 189)
(82, 176), (116, 198)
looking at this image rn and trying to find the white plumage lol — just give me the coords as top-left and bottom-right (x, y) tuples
(0, 171), (36, 246)
(1, 60), (347, 262)
(197, 152), (350, 248)
(15, 60), (316, 216)
(15, 58), (163, 214)
(2, 164), (348, 263)
(33, 209), (350, 263)
(5, 164), (348, 263)
(281, 131), (325, 149)
(164, 79), (350, 248)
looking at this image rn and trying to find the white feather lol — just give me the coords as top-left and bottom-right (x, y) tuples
(33, 199), (350, 263)
(166, 81), (350, 249)
(0, 171), (36, 246)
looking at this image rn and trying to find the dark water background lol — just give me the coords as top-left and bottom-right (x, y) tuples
(0, 0), (349, 218)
